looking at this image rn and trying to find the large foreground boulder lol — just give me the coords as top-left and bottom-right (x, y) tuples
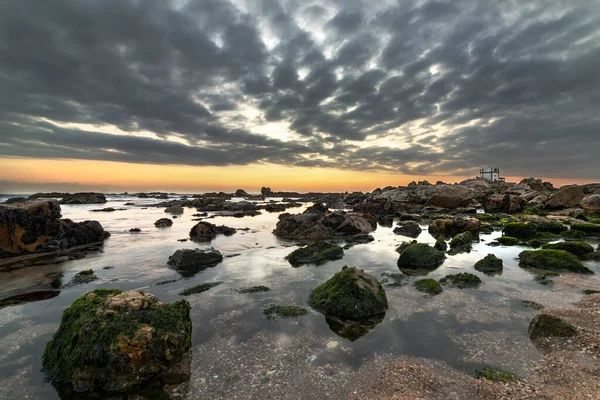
(0, 200), (109, 258)
(189, 221), (236, 241)
(286, 241), (344, 266)
(397, 243), (445, 269)
(60, 192), (107, 205)
(42, 289), (191, 393)
(426, 185), (474, 209)
(167, 248), (223, 277)
(273, 206), (375, 240)
(309, 266), (387, 319)
(545, 186), (585, 210)
(518, 249), (592, 274)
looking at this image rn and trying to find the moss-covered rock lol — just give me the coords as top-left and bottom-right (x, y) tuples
(570, 222), (600, 236)
(42, 289), (191, 393)
(439, 273), (482, 288)
(582, 289), (600, 295)
(68, 269), (99, 286)
(476, 366), (521, 383)
(542, 241), (595, 259)
(263, 305), (308, 320)
(560, 229), (586, 240)
(518, 249), (592, 274)
(475, 213), (498, 223)
(521, 300), (544, 310)
(528, 314), (577, 340)
(179, 281), (222, 296)
(449, 231), (475, 253)
(474, 254), (503, 274)
(502, 222), (537, 239)
(237, 285), (270, 293)
(433, 237), (447, 251)
(496, 236), (521, 246)
(309, 266), (388, 319)
(397, 243), (445, 269)
(414, 279), (443, 295)
(527, 238), (545, 248)
(395, 240), (417, 254)
(285, 241), (344, 266)
(534, 271), (559, 285)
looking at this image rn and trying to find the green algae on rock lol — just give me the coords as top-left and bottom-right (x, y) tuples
(263, 304), (308, 320)
(397, 243), (445, 270)
(433, 237), (447, 251)
(414, 279), (443, 295)
(309, 266), (388, 319)
(439, 273), (482, 289)
(448, 231), (475, 253)
(496, 236), (521, 246)
(528, 314), (577, 340)
(42, 289), (192, 393)
(474, 254), (503, 274)
(542, 241), (595, 259)
(179, 281), (222, 296)
(68, 269), (98, 286)
(285, 241), (344, 266)
(476, 366), (521, 383)
(569, 222), (600, 236)
(502, 222), (537, 239)
(518, 249), (592, 274)
(560, 229), (586, 240)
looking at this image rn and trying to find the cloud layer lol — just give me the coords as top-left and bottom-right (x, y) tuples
(1, 0), (599, 178)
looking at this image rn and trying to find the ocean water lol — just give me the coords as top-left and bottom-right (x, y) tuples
(0, 194), (599, 399)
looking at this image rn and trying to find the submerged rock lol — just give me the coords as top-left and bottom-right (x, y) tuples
(179, 281), (222, 296)
(534, 271), (560, 285)
(167, 248), (223, 277)
(42, 289), (191, 393)
(189, 221), (236, 242)
(237, 285), (270, 293)
(309, 266), (387, 319)
(393, 221), (422, 238)
(542, 241), (594, 259)
(476, 366), (521, 383)
(518, 249), (592, 274)
(397, 243), (445, 270)
(67, 269), (98, 286)
(263, 304), (308, 320)
(60, 192), (107, 205)
(474, 254), (503, 274)
(154, 218), (173, 228)
(285, 241), (344, 266)
(528, 314), (577, 340)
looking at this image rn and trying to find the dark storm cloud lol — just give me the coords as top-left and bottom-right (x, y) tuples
(1, 0), (599, 179)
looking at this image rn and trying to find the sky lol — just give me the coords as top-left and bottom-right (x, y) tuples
(0, 0), (599, 193)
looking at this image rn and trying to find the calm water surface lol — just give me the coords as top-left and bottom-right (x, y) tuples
(0, 195), (599, 399)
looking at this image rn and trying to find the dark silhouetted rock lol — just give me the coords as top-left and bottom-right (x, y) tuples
(60, 192), (107, 205)
(167, 248), (223, 276)
(189, 221), (236, 242)
(154, 218), (173, 228)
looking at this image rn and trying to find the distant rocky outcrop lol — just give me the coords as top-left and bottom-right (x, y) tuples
(273, 204), (375, 240)
(0, 200), (109, 259)
(59, 192), (107, 205)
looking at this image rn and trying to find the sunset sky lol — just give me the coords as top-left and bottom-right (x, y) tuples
(0, 0), (598, 193)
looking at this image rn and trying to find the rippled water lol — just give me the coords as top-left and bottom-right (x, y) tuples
(1, 194), (599, 399)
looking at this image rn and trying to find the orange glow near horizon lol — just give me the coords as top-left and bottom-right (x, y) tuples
(0, 157), (595, 193)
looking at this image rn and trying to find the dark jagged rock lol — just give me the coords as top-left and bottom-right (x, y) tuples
(42, 289), (191, 393)
(483, 194), (524, 214)
(428, 216), (481, 238)
(285, 241), (344, 266)
(129, 228), (141, 233)
(167, 248), (223, 277)
(60, 192), (107, 205)
(264, 204), (287, 212)
(439, 272), (482, 288)
(189, 221), (236, 242)
(273, 206), (375, 240)
(397, 243), (445, 270)
(528, 314), (577, 340)
(518, 249), (592, 274)
(393, 221), (422, 238)
(261, 187), (273, 196)
(154, 218), (173, 228)
(235, 189), (248, 197)
(309, 266), (387, 319)
(2, 197), (28, 204)
(474, 254), (503, 274)
(542, 241), (594, 259)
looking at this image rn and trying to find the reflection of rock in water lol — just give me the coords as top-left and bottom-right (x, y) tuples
(0, 289), (60, 309)
(53, 351), (192, 400)
(325, 313), (386, 341)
